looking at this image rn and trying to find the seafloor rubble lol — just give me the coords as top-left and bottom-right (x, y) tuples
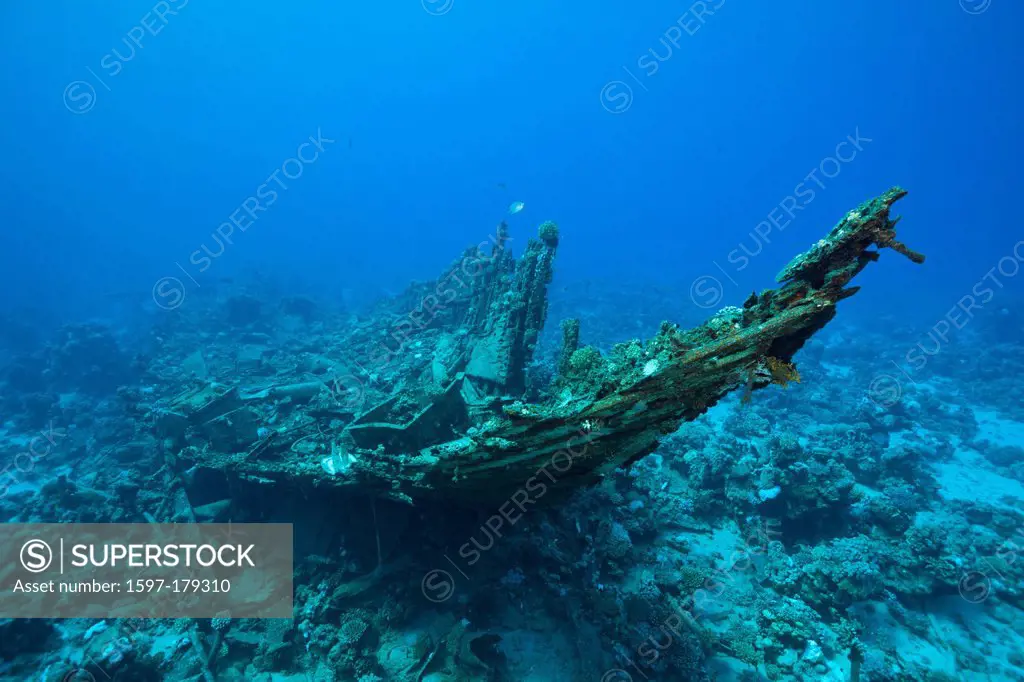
(2, 189), (1024, 681)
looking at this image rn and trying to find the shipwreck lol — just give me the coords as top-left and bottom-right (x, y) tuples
(155, 188), (924, 510)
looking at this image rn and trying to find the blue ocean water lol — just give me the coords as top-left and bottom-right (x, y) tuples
(1, 1), (1023, 680)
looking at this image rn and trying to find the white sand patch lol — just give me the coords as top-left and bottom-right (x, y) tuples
(934, 448), (1024, 510)
(930, 404), (1024, 510)
(930, 596), (1024, 682)
(851, 600), (958, 677)
(974, 408), (1024, 449)
(820, 361), (853, 379)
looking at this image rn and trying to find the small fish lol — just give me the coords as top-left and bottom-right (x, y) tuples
(508, 201), (525, 215)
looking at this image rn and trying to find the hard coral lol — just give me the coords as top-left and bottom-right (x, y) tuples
(538, 220), (560, 247)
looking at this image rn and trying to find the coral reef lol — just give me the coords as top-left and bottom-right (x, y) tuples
(4, 188), (1024, 681)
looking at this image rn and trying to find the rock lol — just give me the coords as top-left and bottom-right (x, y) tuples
(193, 499), (232, 522)
(778, 649), (799, 668)
(803, 639), (823, 663)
